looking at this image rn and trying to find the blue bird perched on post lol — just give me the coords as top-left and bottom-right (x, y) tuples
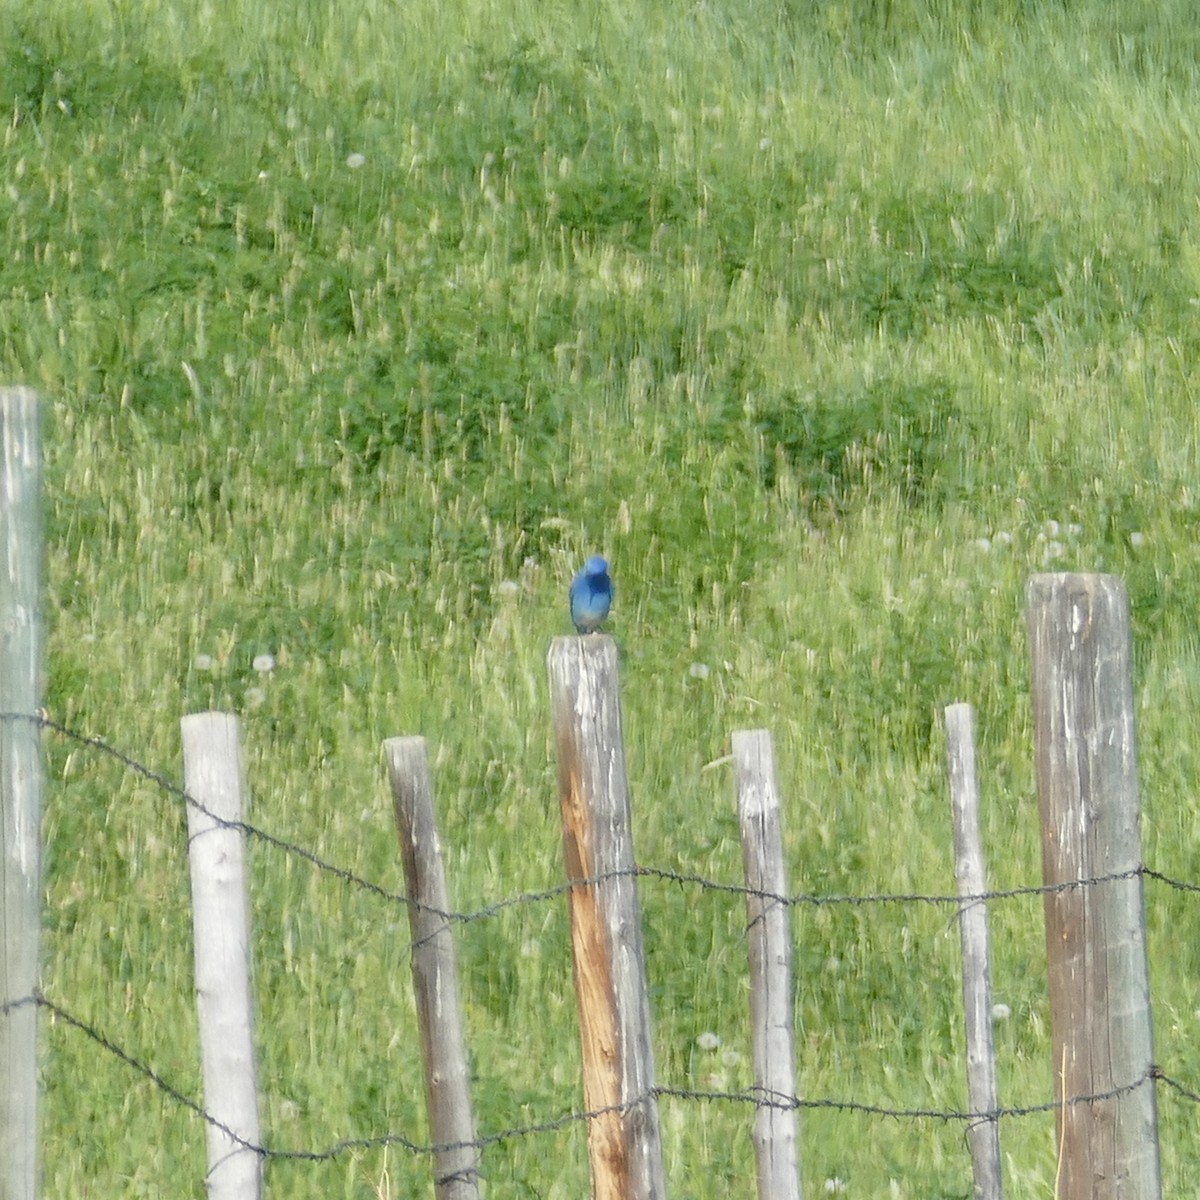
(569, 555), (613, 634)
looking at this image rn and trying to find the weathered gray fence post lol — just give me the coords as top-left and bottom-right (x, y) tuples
(732, 729), (802, 1200)
(383, 736), (480, 1200)
(548, 636), (666, 1200)
(182, 712), (263, 1200)
(944, 702), (1003, 1200)
(1026, 573), (1161, 1200)
(0, 388), (43, 1200)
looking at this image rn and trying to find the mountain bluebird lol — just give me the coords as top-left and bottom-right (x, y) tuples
(569, 555), (613, 633)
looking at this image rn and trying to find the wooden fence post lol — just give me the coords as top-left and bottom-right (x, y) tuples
(944, 703), (1004, 1200)
(0, 388), (43, 1200)
(383, 736), (480, 1200)
(732, 729), (802, 1200)
(182, 712), (263, 1200)
(547, 636), (666, 1200)
(1026, 574), (1161, 1200)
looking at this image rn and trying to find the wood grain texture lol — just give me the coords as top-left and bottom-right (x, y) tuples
(733, 728), (802, 1200)
(549, 636), (665, 1200)
(385, 735), (480, 1200)
(1027, 574), (1160, 1200)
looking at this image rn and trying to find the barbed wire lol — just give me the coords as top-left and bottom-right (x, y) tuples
(632, 862), (1149, 908)
(9, 712), (1196, 930)
(7, 710), (1200, 1175)
(12, 987), (1194, 1165)
(8, 711), (418, 908)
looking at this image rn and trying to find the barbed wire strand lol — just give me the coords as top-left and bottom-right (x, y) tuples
(16, 987), (1195, 1165)
(11, 712), (1198, 928)
(7, 712), (1200, 1170)
(14, 713), (670, 929)
(9, 712), (421, 907)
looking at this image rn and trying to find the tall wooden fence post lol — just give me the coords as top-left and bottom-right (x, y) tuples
(732, 729), (802, 1200)
(0, 388), (43, 1200)
(944, 703), (1003, 1200)
(1026, 574), (1161, 1200)
(383, 736), (480, 1200)
(182, 713), (263, 1200)
(548, 636), (666, 1200)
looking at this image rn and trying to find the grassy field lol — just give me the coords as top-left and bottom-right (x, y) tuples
(5, 0), (1200, 1193)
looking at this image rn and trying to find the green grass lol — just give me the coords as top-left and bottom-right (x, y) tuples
(6, 0), (1200, 1192)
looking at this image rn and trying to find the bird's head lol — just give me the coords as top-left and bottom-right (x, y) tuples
(584, 555), (609, 577)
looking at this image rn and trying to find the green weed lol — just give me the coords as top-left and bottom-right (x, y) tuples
(4, 0), (1200, 1192)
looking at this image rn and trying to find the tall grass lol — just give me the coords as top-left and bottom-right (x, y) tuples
(5, 0), (1200, 1193)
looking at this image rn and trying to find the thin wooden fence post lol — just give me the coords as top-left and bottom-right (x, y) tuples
(548, 636), (666, 1200)
(944, 703), (1003, 1200)
(0, 388), (43, 1200)
(1026, 574), (1161, 1200)
(732, 729), (802, 1200)
(383, 736), (480, 1200)
(182, 712), (263, 1200)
